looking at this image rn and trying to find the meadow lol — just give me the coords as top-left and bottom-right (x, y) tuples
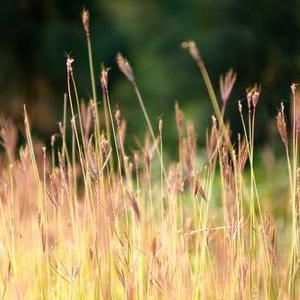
(0, 9), (299, 299)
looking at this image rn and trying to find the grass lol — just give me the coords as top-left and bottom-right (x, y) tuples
(0, 8), (299, 299)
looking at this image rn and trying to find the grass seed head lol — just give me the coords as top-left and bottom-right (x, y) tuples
(182, 40), (202, 63)
(276, 103), (288, 148)
(81, 8), (90, 34)
(116, 53), (135, 82)
(238, 137), (248, 172)
(66, 56), (74, 74)
(220, 69), (236, 105)
(159, 119), (163, 136)
(115, 109), (121, 127)
(100, 137), (110, 157)
(101, 66), (110, 92)
(126, 190), (141, 222)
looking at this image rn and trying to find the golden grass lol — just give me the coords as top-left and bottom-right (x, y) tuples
(0, 9), (299, 299)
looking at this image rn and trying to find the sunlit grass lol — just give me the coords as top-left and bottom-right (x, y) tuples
(0, 8), (299, 300)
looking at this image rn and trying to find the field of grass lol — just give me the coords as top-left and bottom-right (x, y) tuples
(0, 9), (299, 299)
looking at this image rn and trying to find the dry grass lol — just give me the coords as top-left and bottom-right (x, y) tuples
(0, 9), (299, 300)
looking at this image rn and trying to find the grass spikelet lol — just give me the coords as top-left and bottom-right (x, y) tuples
(219, 68), (236, 106)
(126, 190), (141, 222)
(276, 103), (288, 148)
(116, 53), (135, 83)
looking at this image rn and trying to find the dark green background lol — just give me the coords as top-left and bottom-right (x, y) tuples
(0, 0), (299, 150)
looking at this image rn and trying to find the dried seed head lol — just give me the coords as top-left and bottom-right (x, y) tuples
(276, 103), (288, 148)
(81, 8), (90, 34)
(238, 100), (243, 114)
(219, 69), (236, 104)
(144, 149), (152, 169)
(86, 142), (100, 179)
(182, 40), (202, 63)
(48, 172), (63, 209)
(246, 86), (261, 109)
(291, 83), (296, 96)
(158, 119), (163, 136)
(115, 109), (121, 127)
(100, 138), (110, 156)
(126, 190), (141, 222)
(116, 53), (135, 82)
(66, 56), (74, 74)
(193, 175), (207, 200)
(207, 116), (218, 160)
(246, 91), (252, 108)
(100, 66), (110, 92)
(238, 137), (248, 172)
(51, 134), (56, 147)
(252, 91), (260, 107)
(290, 83), (300, 131)
(0, 116), (18, 162)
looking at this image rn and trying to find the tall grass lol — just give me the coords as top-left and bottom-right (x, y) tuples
(0, 9), (299, 299)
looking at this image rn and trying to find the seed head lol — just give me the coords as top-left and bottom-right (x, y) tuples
(158, 119), (163, 136)
(246, 85), (261, 109)
(182, 40), (202, 63)
(193, 175), (207, 200)
(66, 56), (74, 74)
(81, 8), (90, 34)
(238, 137), (248, 172)
(116, 53), (135, 82)
(291, 83), (296, 96)
(276, 103), (288, 148)
(115, 109), (121, 127)
(291, 83), (300, 131)
(51, 134), (56, 147)
(252, 91), (260, 107)
(100, 138), (110, 156)
(100, 66), (110, 92)
(238, 100), (243, 114)
(126, 190), (141, 222)
(246, 91), (252, 108)
(219, 69), (236, 104)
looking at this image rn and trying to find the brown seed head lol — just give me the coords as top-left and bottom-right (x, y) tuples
(182, 40), (202, 63)
(246, 85), (261, 109)
(100, 66), (110, 92)
(100, 138), (110, 156)
(246, 91), (252, 109)
(66, 56), (74, 74)
(290, 83), (300, 131)
(219, 69), (236, 104)
(193, 175), (207, 200)
(81, 8), (90, 34)
(238, 100), (243, 114)
(126, 190), (141, 222)
(276, 103), (288, 148)
(238, 137), (248, 172)
(116, 53), (135, 82)
(252, 91), (260, 108)
(291, 83), (296, 96)
(51, 134), (56, 147)
(158, 119), (163, 136)
(115, 109), (121, 127)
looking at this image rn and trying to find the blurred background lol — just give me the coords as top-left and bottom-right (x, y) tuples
(0, 0), (300, 151)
